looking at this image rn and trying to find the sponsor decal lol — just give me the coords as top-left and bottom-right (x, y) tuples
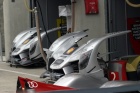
(27, 81), (38, 88)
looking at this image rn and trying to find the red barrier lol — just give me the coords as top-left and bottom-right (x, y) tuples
(16, 76), (74, 93)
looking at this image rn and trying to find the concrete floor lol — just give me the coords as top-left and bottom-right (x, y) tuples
(0, 62), (46, 93)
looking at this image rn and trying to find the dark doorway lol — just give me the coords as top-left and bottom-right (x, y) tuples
(30, 0), (71, 48)
(107, 0), (140, 60)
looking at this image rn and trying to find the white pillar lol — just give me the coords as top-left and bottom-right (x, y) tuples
(3, 0), (30, 61)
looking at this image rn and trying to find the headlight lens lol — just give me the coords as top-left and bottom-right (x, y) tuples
(65, 47), (77, 55)
(14, 48), (20, 52)
(79, 50), (92, 70)
(53, 59), (64, 65)
(66, 47), (75, 54)
(22, 39), (30, 45)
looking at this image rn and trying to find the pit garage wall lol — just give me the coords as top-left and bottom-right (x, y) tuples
(74, 0), (107, 57)
(0, 0), (4, 52)
(3, 0), (30, 61)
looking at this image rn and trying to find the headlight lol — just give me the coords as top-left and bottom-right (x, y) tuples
(53, 59), (64, 65)
(22, 39), (30, 45)
(14, 48), (20, 52)
(79, 50), (92, 70)
(66, 47), (75, 55)
(64, 47), (77, 55)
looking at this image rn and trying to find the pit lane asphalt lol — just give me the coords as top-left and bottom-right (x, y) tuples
(0, 62), (46, 93)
